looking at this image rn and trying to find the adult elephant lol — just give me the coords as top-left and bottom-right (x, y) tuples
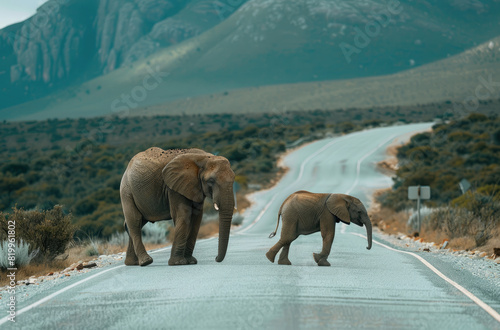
(266, 191), (372, 266)
(120, 147), (235, 266)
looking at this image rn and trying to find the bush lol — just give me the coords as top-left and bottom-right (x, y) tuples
(0, 239), (38, 269)
(424, 205), (499, 248)
(85, 238), (101, 256)
(381, 114), (500, 209)
(451, 189), (500, 216)
(74, 198), (99, 216)
(0, 206), (75, 262)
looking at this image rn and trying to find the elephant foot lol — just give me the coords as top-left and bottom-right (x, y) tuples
(138, 254), (153, 267)
(265, 251), (276, 263)
(185, 256), (197, 265)
(168, 256), (188, 266)
(317, 259), (331, 267)
(278, 258), (292, 265)
(313, 253), (324, 263)
(124, 255), (139, 266)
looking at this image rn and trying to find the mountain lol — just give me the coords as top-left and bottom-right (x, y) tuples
(0, 0), (245, 109)
(1, 0), (500, 119)
(6, 35), (500, 121)
(136, 36), (500, 117)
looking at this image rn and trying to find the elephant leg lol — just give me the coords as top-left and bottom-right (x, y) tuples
(125, 219), (148, 265)
(184, 204), (203, 265)
(313, 215), (335, 267)
(278, 243), (292, 265)
(267, 222), (297, 265)
(125, 237), (138, 266)
(123, 198), (152, 267)
(169, 201), (192, 266)
(266, 240), (284, 263)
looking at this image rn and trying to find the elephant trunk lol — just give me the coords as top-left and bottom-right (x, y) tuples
(215, 193), (234, 262)
(364, 216), (372, 250)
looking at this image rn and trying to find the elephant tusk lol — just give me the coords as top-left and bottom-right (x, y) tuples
(214, 203), (219, 211)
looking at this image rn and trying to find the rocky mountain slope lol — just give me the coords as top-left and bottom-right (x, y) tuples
(0, 0), (244, 109)
(1, 0), (500, 117)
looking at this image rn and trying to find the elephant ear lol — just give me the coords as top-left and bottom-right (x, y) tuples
(162, 153), (205, 203)
(326, 195), (350, 224)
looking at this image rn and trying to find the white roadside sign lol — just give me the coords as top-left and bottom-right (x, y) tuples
(408, 186), (431, 200)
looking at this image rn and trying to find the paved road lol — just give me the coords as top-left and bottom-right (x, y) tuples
(3, 123), (500, 329)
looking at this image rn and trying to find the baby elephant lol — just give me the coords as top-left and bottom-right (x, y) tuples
(266, 191), (372, 266)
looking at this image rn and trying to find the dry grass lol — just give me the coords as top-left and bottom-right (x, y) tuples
(448, 237), (477, 251)
(0, 261), (68, 287)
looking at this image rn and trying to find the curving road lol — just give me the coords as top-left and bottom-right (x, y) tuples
(2, 123), (500, 329)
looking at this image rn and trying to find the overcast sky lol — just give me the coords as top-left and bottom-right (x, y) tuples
(0, 0), (49, 29)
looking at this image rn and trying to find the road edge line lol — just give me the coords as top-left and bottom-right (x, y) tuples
(0, 240), (204, 325)
(0, 265), (125, 325)
(351, 232), (500, 323)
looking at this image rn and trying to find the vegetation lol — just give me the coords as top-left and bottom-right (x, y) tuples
(377, 113), (500, 252)
(379, 113), (500, 210)
(0, 109), (391, 240)
(0, 206), (75, 264)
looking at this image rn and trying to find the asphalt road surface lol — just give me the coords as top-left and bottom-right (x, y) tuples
(2, 123), (500, 329)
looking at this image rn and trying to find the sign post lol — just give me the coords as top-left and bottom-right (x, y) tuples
(408, 185), (431, 232)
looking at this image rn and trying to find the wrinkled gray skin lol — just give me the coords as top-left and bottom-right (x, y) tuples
(266, 191), (372, 266)
(120, 148), (235, 266)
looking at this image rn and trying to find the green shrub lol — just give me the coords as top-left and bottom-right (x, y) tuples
(0, 206), (75, 262)
(424, 205), (498, 248)
(380, 114), (500, 209)
(451, 188), (500, 216)
(85, 238), (101, 256)
(2, 163), (30, 176)
(74, 198), (99, 215)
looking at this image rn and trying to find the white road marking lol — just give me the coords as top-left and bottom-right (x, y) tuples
(0, 265), (122, 326)
(0, 239), (217, 326)
(345, 133), (398, 195)
(351, 233), (500, 323)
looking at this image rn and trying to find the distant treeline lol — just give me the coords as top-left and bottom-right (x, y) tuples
(4, 98), (499, 154)
(379, 113), (500, 210)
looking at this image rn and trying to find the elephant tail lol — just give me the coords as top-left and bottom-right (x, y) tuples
(269, 205), (284, 238)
